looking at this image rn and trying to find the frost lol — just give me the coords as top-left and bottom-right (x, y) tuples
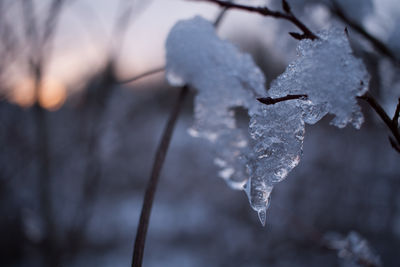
(323, 231), (382, 267)
(165, 17), (369, 226)
(166, 16), (266, 189)
(268, 28), (369, 129)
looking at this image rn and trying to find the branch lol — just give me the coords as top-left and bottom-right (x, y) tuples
(358, 93), (400, 153)
(131, 7), (230, 267)
(393, 98), (400, 128)
(194, 0), (318, 40)
(118, 67), (165, 84)
(257, 94), (307, 105)
(132, 85), (188, 267)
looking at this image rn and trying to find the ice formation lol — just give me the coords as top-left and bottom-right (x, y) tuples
(166, 16), (266, 190)
(269, 28), (369, 129)
(323, 231), (382, 267)
(165, 16), (369, 226)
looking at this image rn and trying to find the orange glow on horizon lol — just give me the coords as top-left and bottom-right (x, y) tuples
(11, 78), (67, 111)
(11, 79), (36, 108)
(38, 79), (67, 111)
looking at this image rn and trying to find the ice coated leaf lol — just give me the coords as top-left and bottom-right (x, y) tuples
(166, 16), (266, 188)
(268, 27), (369, 129)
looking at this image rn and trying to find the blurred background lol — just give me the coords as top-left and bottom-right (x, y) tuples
(0, 0), (399, 266)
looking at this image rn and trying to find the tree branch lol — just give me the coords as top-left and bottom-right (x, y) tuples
(393, 98), (400, 128)
(194, 0), (318, 40)
(118, 67), (165, 84)
(257, 94), (307, 105)
(131, 6), (232, 266)
(358, 93), (400, 153)
(132, 85), (188, 267)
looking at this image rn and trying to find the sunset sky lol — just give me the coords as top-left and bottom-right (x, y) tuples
(5, 0), (400, 110)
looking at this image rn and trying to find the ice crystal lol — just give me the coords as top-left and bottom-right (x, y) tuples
(166, 16), (266, 188)
(268, 28), (369, 129)
(323, 231), (382, 267)
(165, 17), (369, 226)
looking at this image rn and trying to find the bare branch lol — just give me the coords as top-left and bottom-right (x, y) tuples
(132, 85), (188, 267)
(131, 7), (231, 267)
(118, 67), (165, 84)
(194, 0), (318, 40)
(257, 94), (308, 105)
(282, 0), (291, 14)
(358, 92), (400, 154)
(393, 97), (400, 128)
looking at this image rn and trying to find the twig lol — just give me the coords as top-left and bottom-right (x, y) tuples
(257, 94), (307, 105)
(195, 0), (318, 40)
(393, 98), (400, 128)
(132, 85), (188, 267)
(131, 7), (230, 267)
(358, 93), (400, 153)
(118, 67), (165, 84)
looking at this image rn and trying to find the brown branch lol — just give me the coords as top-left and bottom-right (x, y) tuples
(393, 97), (400, 128)
(131, 7), (230, 267)
(358, 92), (400, 153)
(132, 86), (188, 267)
(118, 67), (165, 84)
(195, 0), (318, 40)
(257, 94), (307, 105)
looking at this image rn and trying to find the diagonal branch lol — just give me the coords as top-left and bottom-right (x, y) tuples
(194, 0), (318, 40)
(118, 67), (165, 84)
(358, 93), (400, 153)
(393, 98), (400, 129)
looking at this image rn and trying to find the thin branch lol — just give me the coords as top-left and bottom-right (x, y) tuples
(131, 7), (230, 267)
(118, 67), (165, 84)
(393, 98), (400, 128)
(195, 0), (318, 40)
(132, 86), (188, 267)
(358, 92), (400, 153)
(257, 94), (307, 105)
